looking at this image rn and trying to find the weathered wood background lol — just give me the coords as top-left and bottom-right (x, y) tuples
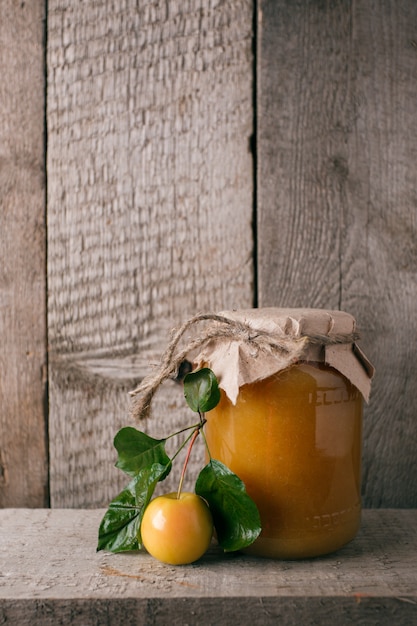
(1, 0), (416, 509)
(0, 0), (48, 507)
(46, 0), (254, 508)
(257, 0), (417, 508)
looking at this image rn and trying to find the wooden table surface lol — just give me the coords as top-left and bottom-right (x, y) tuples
(1, 508), (416, 625)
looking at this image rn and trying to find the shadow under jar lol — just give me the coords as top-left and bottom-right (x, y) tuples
(199, 308), (374, 559)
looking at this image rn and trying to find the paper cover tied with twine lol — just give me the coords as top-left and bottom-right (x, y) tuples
(193, 308), (374, 405)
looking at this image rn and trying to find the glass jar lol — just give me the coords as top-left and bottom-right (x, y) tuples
(197, 308), (373, 559)
(205, 361), (362, 558)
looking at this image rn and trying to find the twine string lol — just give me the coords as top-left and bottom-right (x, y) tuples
(129, 312), (359, 421)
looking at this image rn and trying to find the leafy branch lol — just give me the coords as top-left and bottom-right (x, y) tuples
(97, 367), (261, 554)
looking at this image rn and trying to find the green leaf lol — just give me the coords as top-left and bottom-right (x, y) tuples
(97, 461), (171, 553)
(184, 368), (221, 413)
(195, 459), (261, 552)
(114, 427), (171, 478)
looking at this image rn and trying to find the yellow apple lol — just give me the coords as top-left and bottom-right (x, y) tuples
(141, 492), (213, 565)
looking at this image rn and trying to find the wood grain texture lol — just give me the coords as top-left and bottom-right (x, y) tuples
(257, 0), (417, 507)
(47, 0), (254, 506)
(1, 508), (416, 625)
(0, 1), (48, 506)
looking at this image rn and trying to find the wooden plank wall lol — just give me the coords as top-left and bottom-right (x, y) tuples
(0, 0), (48, 507)
(1, 0), (416, 510)
(257, 0), (417, 507)
(46, 0), (255, 506)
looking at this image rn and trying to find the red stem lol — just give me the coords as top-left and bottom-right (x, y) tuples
(176, 428), (200, 499)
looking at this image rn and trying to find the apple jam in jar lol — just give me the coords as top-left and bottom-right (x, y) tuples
(198, 308), (374, 559)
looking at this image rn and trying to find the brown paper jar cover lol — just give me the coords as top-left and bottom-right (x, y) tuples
(195, 307), (374, 404)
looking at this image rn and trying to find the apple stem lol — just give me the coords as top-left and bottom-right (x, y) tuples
(176, 427), (200, 499)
